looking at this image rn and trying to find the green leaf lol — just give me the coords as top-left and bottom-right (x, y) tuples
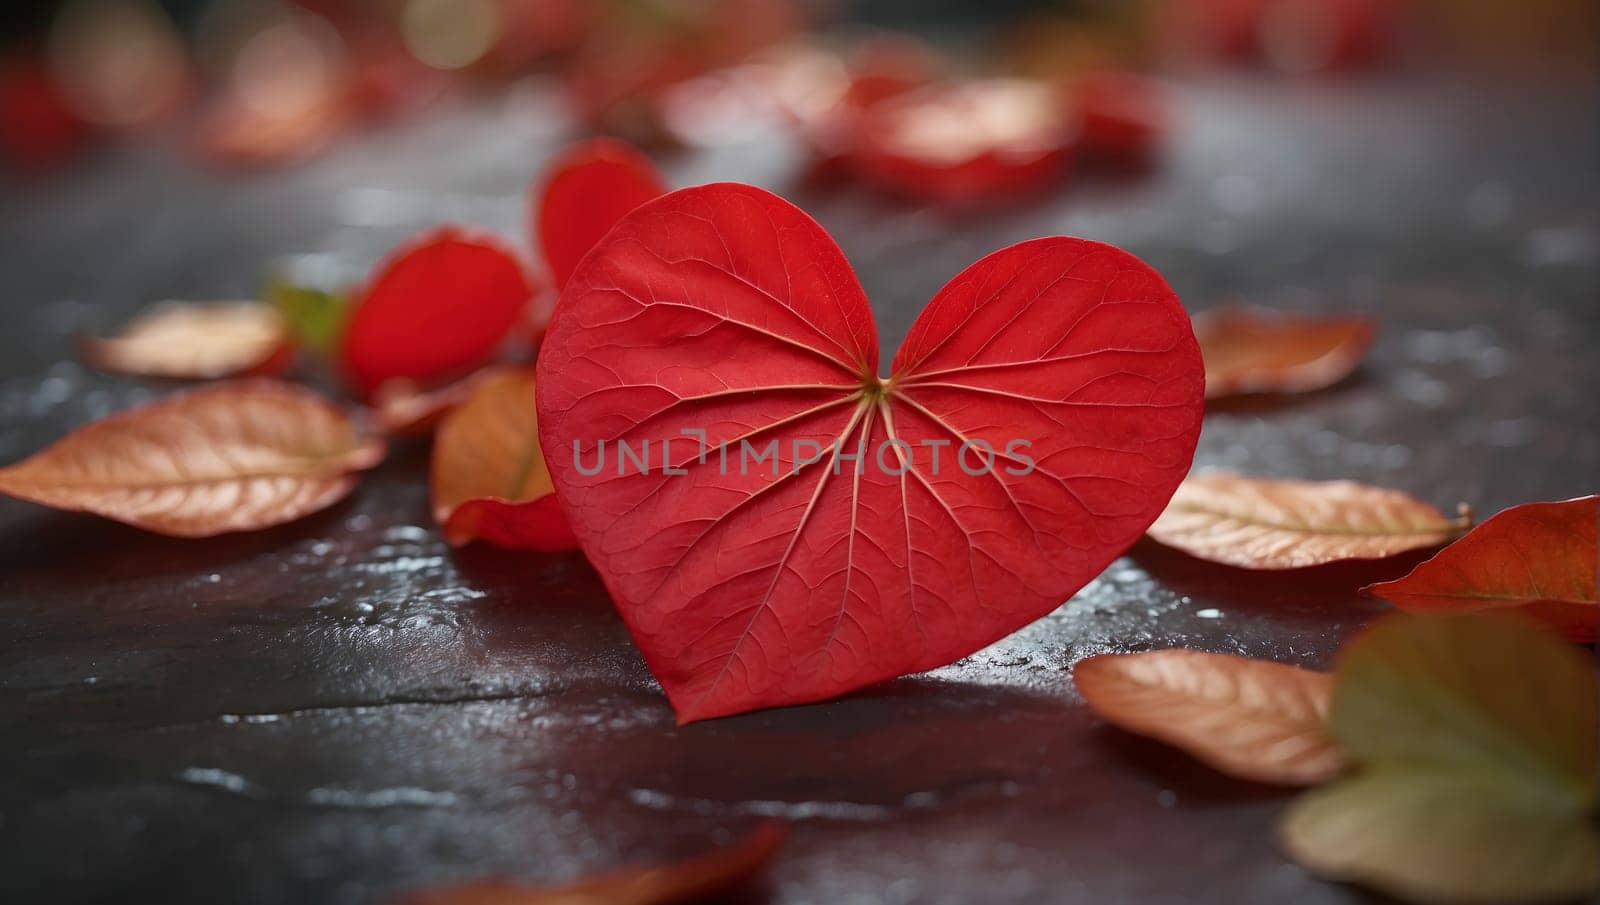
(1281, 767), (1600, 905)
(1330, 612), (1597, 806)
(267, 278), (349, 354)
(1285, 613), (1600, 903)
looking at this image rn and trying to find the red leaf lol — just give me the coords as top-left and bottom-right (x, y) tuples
(431, 368), (576, 551)
(1364, 497), (1598, 642)
(533, 138), (667, 290)
(537, 183), (1204, 722)
(0, 381), (384, 536)
(758, 40), (936, 171)
(341, 227), (537, 396)
(853, 79), (1077, 202)
(393, 821), (786, 905)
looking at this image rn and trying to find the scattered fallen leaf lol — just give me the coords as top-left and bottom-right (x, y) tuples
(756, 39), (935, 171)
(1147, 472), (1469, 569)
(340, 227), (537, 396)
(533, 138), (666, 291)
(538, 183), (1204, 721)
(1281, 766), (1599, 905)
(1363, 496), (1597, 641)
(432, 368), (575, 551)
(853, 78), (1077, 201)
(1281, 612), (1599, 904)
(268, 278), (349, 354)
(1329, 612), (1596, 786)
(394, 821), (787, 905)
(370, 374), (483, 437)
(79, 301), (293, 380)
(0, 381), (384, 536)
(1074, 649), (1343, 785)
(1193, 306), (1375, 398)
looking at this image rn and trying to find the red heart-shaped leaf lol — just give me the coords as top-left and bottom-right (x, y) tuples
(533, 138), (667, 290)
(341, 227), (537, 395)
(537, 183), (1204, 722)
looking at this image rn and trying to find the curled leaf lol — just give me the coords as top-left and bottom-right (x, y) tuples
(432, 368), (575, 551)
(1193, 306), (1375, 398)
(1364, 496), (1597, 641)
(341, 227), (537, 395)
(394, 821), (786, 905)
(1281, 767), (1600, 905)
(0, 381), (384, 536)
(1147, 472), (1468, 569)
(1074, 650), (1342, 785)
(534, 138), (666, 290)
(80, 301), (293, 380)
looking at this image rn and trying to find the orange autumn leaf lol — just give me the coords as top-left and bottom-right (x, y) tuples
(394, 822), (787, 905)
(431, 368), (575, 550)
(0, 380), (384, 536)
(1194, 306), (1375, 398)
(80, 301), (294, 379)
(1364, 496), (1598, 641)
(370, 374), (483, 437)
(1075, 649), (1344, 785)
(1148, 472), (1469, 569)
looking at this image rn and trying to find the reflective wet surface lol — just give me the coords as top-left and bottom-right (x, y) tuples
(2, 72), (1596, 904)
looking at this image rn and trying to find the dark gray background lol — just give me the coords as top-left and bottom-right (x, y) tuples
(1, 65), (1596, 903)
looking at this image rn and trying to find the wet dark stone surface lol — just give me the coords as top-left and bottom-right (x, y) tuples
(1, 71), (1596, 904)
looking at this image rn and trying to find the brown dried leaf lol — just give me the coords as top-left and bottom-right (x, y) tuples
(394, 822), (786, 905)
(431, 368), (574, 550)
(1194, 306), (1375, 398)
(0, 380), (384, 536)
(1147, 472), (1469, 569)
(80, 301), (293, 379)
(1075, 649), (1344, 785)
